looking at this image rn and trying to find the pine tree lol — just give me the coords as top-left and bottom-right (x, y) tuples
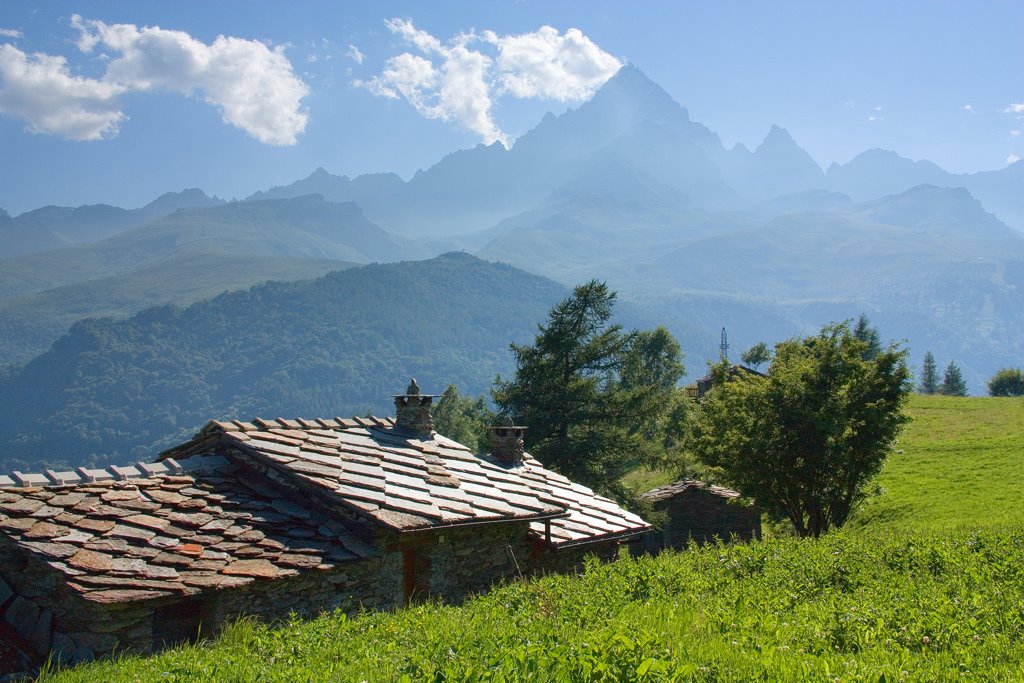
(492, 280), (684, 498)
(940, 361), (968, 396)
(853, 314), (882, 360)
(918, 351), (939, 394)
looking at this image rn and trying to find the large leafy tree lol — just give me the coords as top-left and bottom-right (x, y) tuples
(940, 361), (968, 396)
(988, 368), (1024, 397)
(691, 321), (911, 538)
(918, 351), (939, 395)
(492, 281), (684, 497)
(740, 341), (771, 371)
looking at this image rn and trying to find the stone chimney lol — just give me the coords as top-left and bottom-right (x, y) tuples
(393, 379), (438, 437)
(489, 416), (527, 465)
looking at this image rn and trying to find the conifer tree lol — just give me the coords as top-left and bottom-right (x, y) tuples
(940, 361), (968, 396)
(853, 314), (882, 360)
(493, 280), (684, 498)
(918, 351), (939, 394)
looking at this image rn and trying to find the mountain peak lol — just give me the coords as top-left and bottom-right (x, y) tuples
(758, 125), (797, 149)
(307, 166), (343, 181)
(587, 63), (689, 123)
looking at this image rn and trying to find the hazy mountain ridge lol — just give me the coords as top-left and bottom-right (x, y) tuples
(3, 63), (1022, 401)
(0, 195), (419, 364)
(0, 188), (225, 259)
(0, 254), (571, 472)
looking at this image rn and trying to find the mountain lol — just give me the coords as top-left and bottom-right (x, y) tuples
(4, 62), (1023, 409)
(826, 150), (1023, 231)
(0, 253), (570, 472)
(0, 188), (224, 258)
(246, 66), (736, 236)
(726, 125), (826, 198)
(826, 149), (953, 201)
(477, 178), (1024, 392)
(0, 195), (419, 364)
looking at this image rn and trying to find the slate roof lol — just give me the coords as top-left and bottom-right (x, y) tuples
(162, 416), (650, 548)
(0, 455), (369, 605)
(643, 479), (742, 504)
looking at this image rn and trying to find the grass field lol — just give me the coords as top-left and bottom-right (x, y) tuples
(37, 395), (1024, 682)
(39, 531), (1024, 682)
(852, 394), (1024, 531)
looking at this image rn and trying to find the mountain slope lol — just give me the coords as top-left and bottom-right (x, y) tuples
(0, 195), (419, 364)
(0, 254), (569, 472)
(0, 253), (351, 365)
(477, 182), (1024, 392)
(0, 189), (224, 258)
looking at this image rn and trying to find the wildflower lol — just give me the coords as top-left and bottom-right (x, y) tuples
(921, 636), (931, 645)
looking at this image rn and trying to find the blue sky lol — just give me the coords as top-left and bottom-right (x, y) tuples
(0, 1), (1021, 215)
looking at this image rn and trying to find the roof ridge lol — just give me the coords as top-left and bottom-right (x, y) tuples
(210, 415), (397, 433)
(0, 458), (186, 490)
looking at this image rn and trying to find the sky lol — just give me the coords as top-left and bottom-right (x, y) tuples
(0, 1), (1021, 215)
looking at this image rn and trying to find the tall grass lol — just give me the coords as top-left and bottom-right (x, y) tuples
(41, 529), (1024, 682)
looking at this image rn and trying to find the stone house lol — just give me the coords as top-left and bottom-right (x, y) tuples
(638, 479), (761, 553)
(0, 383), (649, 671)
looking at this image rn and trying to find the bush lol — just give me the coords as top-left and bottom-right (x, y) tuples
(988, 367), (1024, 396)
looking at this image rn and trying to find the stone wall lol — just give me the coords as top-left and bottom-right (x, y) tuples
(646, 489), (761, 552)
(0, 534), (403, 670)
(0, 535), (151, 668)
(528, 538), (621, 575)
(2, 520), (633, 675)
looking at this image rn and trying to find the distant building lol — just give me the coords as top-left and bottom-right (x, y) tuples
(0, 382), (649, 672)
(684, 364), (766, 400)
(639, 479), (761, 553)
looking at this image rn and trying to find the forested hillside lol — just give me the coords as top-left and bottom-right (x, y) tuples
(0, 195), (417, 364)
(0, 254), (567, 472)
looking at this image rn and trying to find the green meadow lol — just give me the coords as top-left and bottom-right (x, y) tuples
(39, 395), (1024, 682)
(852, 395), (1024, 531)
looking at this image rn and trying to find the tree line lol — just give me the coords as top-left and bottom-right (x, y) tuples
(917, 351), (1024, 396)
(438, 282), (912, 539)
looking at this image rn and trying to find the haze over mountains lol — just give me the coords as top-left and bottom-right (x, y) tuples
(1, 64), (1022, 468)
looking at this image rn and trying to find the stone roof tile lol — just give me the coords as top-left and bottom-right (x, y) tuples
(164, 417), (649, 545)
(0, 455), (371, 605)
(642, 478), (742, 503)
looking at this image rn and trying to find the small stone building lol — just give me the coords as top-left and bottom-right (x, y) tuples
(0, 384), (649, 671)
(639, 479), (760, 553)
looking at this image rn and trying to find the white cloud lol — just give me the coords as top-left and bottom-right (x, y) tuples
(1004, 103), (1024, 114)
(1011, 129), (1022, 137)
(867, 115), (884, 123)
(0, 43), (126, 140)
(359, 19), (621, 146)
(346, 44), (365, 64)
(963, 104), (973, 113)
(0, 16), (308, 144)
(1008, 153), (1020, 165)
(71, 16), (308, 145)
(485, 26), (622, 101)
(0, 28), (22, 39)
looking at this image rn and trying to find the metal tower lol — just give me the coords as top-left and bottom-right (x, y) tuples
(719, 327), (729, 360)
